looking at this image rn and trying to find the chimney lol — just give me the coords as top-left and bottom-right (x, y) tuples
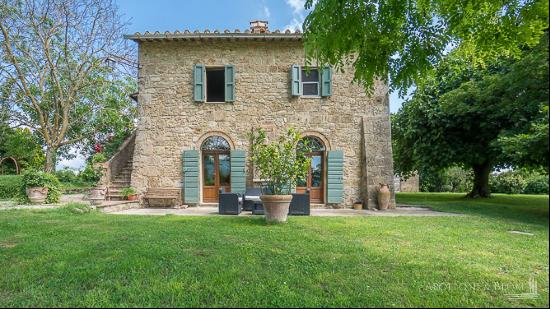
(250, 20), (269, 33)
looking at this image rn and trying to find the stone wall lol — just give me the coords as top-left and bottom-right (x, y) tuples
(397, 174), (420, 192)
(132, 40), (394, 208)
(361, 95), (397, 209)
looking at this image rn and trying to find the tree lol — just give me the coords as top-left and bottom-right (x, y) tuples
(0, 0), (132, 172)
(78, 76), (137, 159)
(303, 0), (549, 93)
(0, 127), (44, 170)
(393, 35), (548, 197)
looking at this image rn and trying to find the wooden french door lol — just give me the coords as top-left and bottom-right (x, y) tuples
(297, 152), (324, 203)
(202, 151), (231, 203)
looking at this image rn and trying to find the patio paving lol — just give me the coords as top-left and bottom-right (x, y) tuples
(110, 205), (461, 217)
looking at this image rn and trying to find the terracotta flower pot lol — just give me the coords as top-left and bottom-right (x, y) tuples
(127, 194), (138, 201)
(377, 183), (391, 210)
(260, 195), (293, 223)
(89, 186), (106, 205)
(26, 187), (48, 204)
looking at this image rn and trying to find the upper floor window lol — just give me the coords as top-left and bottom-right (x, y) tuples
(301, 68), (320, 96)
(193, 64), (235, 103)
(291, 65), (332, 97)
(206, 68), (225, 102)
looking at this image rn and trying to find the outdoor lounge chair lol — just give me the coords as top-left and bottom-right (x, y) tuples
(218, 188), (241, 215)
(251, 189), (311, 216)
(243, 187), (262, 211)
(289, 189), (310, 216)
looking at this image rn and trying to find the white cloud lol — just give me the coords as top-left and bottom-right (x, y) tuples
(263, 4), (271, 19)
(286, 0), (306, 14)
(285, 17), (303, 31)
(284, 0), (306, 31)
(56, 149), (86, 171)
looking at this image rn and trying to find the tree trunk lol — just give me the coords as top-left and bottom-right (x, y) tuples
(467, 162), (491, 198)
(44, 146), (57, 173)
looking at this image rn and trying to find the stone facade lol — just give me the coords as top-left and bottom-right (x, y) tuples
(131, 38), (395, 209)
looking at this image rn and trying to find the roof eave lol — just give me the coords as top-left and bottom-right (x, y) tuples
(123, 33), (303, 42)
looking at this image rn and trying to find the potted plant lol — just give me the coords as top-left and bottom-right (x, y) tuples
(249, 128), (311, 223)
(85, 153), (107, 205)
(21, 169), (49, 204)
(121, 187), (138, 201)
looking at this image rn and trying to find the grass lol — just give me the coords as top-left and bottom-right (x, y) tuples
(0, 194), (548, 307)
(58, 180), (93, 194)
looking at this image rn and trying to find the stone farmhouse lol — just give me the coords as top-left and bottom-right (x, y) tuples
(111, 21), (395, 209)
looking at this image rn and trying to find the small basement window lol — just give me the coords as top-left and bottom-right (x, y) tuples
(301, 68), (320, 96)
(206, 68), (225, 102)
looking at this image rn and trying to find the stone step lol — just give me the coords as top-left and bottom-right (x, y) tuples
(107, 193), (125, 200)
(112, 181), (130, 185)
(111, 180), (130, 184)
(109, 186), (129, 194)
(113, 175), (130, 179)
(96, 200), (140, 213)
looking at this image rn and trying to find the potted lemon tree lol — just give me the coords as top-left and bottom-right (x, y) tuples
(249, 128), (311, 223)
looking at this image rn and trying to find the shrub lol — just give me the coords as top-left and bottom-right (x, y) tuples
(91, 153), (107, 163)
(0, 175), (22, 199)
(490, 171), (527, 194)
(524, 174), (549, 194)
(420, 166), (472, 192)
(443, 166), (473, 193)
(80, 153), (107, 186)
(55, 168), (77, 183)
(62, 202), (94, 214)
(20, 169), (61, 203)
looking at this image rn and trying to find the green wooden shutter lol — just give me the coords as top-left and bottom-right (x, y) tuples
(326, 150), (344, 203)
(183, 150), (199, 203)
(321, 66), (332, 97)
(291, 64), (301, 96)
(193, 64), (205, 102)
(225, 64), (235, 102)
(230, 150), (246, 195)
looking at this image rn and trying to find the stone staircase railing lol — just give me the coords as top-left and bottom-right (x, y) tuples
(102, 132), (136, 198)
(107, 132), (136, 180)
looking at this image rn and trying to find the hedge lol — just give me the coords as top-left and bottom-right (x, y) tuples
(0, 175), (23, 199)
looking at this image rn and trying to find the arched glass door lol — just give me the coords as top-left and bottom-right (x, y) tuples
(201, 136), (231, 203)
(297, 136), (325, 203)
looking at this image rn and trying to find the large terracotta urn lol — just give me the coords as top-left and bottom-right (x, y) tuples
(377, 183), (391, 210)
(260, 195), (293, 223)
(89, 186), (107, 206)
(26, 187), (48, 204)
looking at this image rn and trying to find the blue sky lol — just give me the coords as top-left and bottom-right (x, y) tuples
(57, 0), (405, 170)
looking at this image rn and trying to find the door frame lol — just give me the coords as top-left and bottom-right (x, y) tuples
(201, 150), (231, 203)
(297, 151), (325, 204)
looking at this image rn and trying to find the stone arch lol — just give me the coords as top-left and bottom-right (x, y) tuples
(196, 131), (235, 150)
(0, 157), (20, 175)
(301, 130), (331, 151)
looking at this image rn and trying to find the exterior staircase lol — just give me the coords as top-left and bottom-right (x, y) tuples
(103, 132), (136, 202)
(106, 160), (133, 201)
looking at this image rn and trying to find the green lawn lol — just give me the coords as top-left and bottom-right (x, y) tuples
(0, 194), (548, 307)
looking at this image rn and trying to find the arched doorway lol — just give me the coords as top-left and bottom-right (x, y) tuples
(297, 136), (326, 203)
(201, 136), (231, 203)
